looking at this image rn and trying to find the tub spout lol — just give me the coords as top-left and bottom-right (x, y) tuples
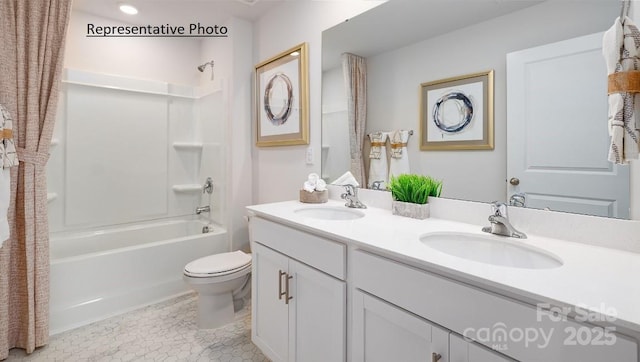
(196, 206), (210, 215)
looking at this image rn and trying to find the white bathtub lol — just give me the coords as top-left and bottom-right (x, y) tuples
(49, 219), (228, 335)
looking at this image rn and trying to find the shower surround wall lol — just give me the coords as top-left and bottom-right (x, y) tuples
(47, 69), (227, 232)
(45, 69), (229, 333)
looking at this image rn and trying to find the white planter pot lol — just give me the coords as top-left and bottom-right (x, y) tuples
(392, 201), (430, 219)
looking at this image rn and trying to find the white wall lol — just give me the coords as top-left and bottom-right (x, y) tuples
(228, 18), (254, 251)
(65, 11), (201, 86)
(197, 17), (254, 251)
(321, 66), (349, 183)
(365, 1), (617, 203)
(252, 1), (383, 203)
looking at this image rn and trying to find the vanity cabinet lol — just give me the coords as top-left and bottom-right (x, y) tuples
(353, 289), (512, 362)
(247, 206), (638, 362)
(352, 249), (637, 362)
(250, 217), (346, 362)
(352, 289), (450, 361)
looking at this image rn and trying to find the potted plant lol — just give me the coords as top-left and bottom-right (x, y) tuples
(388, 174), (442, 219)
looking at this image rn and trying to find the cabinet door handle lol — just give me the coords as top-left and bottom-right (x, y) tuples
(284, 273), (293, 304)
(278, 270), (287, 300)
(432, 352), (441, 362)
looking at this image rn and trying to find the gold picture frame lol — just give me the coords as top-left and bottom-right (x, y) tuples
(255, 43), (309, 147)
(420, 70), (494, 150)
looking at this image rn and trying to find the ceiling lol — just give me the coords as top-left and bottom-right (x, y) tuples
(322, 0), (545, 70)
(72, 0), (283, 25)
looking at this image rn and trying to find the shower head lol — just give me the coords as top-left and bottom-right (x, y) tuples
(197, 60), (214, 72)
(197, 60), (215, 81)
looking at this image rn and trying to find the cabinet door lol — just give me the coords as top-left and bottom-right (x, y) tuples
(289, 259), (346, 362)
(252, 242), (290, 362)
(352, 289), (449, 362)
(450, 334), (514, 362)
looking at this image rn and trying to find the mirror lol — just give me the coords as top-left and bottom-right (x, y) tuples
(321, 0), (630, 218)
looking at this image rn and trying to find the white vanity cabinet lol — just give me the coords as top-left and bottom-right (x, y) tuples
(352, 289), (512, 362)
(352, 289), (450, 362)
(352, 249), (638, 362)
(247, 202), (639, 362)
(250, 217), (346, 362)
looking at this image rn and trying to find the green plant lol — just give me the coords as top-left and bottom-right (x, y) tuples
(388, 174), (442, 204)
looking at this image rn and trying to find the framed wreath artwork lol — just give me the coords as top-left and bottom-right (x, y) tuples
(255, 43), (309, 146)
(420, 70), (494, 150)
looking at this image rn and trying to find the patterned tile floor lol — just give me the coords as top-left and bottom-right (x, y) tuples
(7, 293), (268, 362)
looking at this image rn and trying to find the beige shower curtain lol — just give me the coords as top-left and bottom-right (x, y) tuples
(0, 0), (72, 358)
(342, 53), (367, 186)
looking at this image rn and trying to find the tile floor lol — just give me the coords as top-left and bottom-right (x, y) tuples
(7, 293), (267, 362)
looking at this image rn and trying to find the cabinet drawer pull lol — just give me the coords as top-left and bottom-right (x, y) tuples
(285, 274), (293, 304)
(278, 270), (287, 300)
(432, 352), (441, 362)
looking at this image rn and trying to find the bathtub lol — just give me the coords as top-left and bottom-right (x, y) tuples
(49, 219), (228, 335)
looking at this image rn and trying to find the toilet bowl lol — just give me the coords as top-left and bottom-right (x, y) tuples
(183, 250), (252, 329)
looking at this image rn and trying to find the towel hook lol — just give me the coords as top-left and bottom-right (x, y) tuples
(620, 0), (630, 23)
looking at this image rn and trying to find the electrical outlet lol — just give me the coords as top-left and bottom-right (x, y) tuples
(305, 147), (314, 165)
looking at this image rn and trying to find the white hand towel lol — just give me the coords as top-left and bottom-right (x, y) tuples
(0, 105), (18, 169)
(0, 104), (18, 248)
(389, 130), (411, 180)
(0, 170), (9, 247)
(603, 16), (640, 164)
(368, 131), (389, 189)
(315, 179), (327, 191)
(303, 173), (324, 193)
(307, 173), (320, 184)
(331, 171), (360, 187)
(303, 181), (316, 193)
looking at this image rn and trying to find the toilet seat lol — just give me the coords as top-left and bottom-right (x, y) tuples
(184, 250), (252, 278)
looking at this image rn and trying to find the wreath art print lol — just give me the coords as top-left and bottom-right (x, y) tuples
(255, 43), (309, 146)
(420, 70), (494, 150)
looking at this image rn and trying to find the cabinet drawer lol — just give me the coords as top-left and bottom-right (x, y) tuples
(352, 249), (638, 362)
(250, 217), (346, 280)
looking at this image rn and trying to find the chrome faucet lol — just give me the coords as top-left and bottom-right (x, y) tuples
(371, 180), (385, 191)
(341, 184), (367, 209)
(482, 202), (527, 239)
(196, 205), (210, 214)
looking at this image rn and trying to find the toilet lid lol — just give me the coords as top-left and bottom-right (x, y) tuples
(184, 250), (252, 277)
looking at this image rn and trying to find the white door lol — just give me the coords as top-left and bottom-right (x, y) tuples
(507, 32), (630, 218)
(251, 242), (290, 362)
(449, 333), (513, 362)
(289, 260), (346, 362)
(352, 289), (449, 362)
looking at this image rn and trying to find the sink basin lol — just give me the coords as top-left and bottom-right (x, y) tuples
(420, 232), (562, 269)
(294, 207), (365, 220)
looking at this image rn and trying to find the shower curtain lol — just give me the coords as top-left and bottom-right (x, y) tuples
(0, 0), (72, 358)
(342, 53), (367, 186)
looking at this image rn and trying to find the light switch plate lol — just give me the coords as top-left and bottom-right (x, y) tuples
(305, 147), (314, 165)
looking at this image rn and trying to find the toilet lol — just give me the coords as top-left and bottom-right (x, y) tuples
(183, 250), (252, 329)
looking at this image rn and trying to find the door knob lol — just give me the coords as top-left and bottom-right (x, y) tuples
(509, 177), (520, 186)
(432, 352), (442, 362)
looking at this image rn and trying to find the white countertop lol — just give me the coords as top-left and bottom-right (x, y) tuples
(247, 199), (640, 335)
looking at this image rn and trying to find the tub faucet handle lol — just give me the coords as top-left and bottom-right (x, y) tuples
(203, 177), (213, 194)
